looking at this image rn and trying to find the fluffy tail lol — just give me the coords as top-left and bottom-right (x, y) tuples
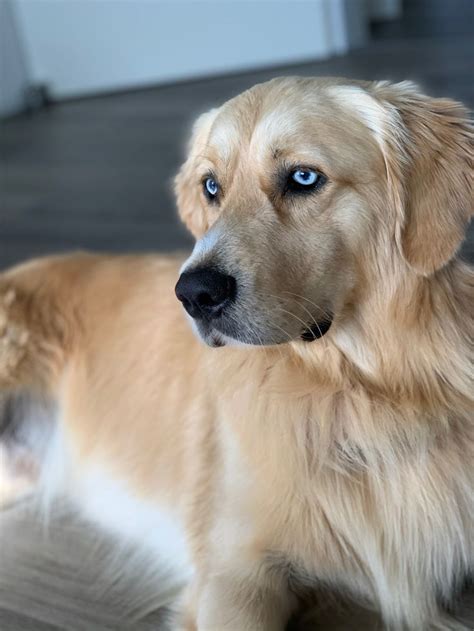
(0, 255), (79, 509)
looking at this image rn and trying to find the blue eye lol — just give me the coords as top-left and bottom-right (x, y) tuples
(204, 177), (219, 199)
(285, 168), (326, 195)
(291, 169), (318, 186)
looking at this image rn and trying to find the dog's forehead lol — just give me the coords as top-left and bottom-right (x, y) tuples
(207, 83), (378, 168)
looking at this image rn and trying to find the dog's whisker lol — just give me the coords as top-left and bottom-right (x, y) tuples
(281, 291), (333, 321)
(275, 306), (310, 330)
(267, 320), (293, 344)
(249, 291), (328, 342)
(254, 289), (332, 329)
(266, 292), (320, 329)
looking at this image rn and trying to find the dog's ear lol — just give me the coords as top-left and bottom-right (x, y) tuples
(174, 108), (219, 238)
(372, 82), (473, 275)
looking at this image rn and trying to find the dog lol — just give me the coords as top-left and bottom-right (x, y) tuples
(0, 77), (472, 630)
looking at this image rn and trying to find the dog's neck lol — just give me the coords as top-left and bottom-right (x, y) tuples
(282, 257), (472, 410)
(212, 259), (472, 472)
(243, 258), (471, 471)
(327, 258), (473, 411)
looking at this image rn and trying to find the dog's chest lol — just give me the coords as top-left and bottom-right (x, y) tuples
(214, 419), (319, 554)
(214, 415), (373, 588)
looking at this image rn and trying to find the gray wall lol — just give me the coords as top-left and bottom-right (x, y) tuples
(13, 0), (352, 100)
(0, 0), (30, 117)
(2, 0), (394, 112)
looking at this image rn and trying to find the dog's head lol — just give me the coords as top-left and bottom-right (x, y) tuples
(175, 77), (473, 347)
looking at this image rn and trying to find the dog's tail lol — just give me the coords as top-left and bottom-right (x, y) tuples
(0, 254), (90, 509)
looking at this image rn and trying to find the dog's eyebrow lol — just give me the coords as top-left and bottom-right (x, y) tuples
(272, 147), (283, 160)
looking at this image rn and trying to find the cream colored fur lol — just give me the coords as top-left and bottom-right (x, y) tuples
(0, 77), (472, 630)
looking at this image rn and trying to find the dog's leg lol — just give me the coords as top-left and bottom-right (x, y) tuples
(190, 562), (296, 631)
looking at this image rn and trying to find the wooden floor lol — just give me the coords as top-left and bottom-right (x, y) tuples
(1, 1), (473, 629)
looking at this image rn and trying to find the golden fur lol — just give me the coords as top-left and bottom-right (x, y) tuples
(0, 77), (473, 630)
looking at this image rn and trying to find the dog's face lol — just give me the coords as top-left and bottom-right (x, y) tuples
(175, 77), (472, 347)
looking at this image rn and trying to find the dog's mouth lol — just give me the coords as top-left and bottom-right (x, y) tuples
(195, 314), (334, 348)
(300, 316), (333, 342)
(193, 304), (334, 348)
(193, 319), (231, 348)
(207, 331), (226, 348)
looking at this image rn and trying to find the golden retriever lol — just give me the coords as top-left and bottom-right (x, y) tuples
(0, 77), (472, 630)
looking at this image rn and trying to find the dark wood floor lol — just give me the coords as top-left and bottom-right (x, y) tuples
(1, 0), (473, 269)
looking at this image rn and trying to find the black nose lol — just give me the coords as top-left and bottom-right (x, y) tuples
(175, 268), (237, 319)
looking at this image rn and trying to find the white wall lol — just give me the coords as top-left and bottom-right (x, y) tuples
(0, 0), (30, 116)
(14, 0), (352, 99)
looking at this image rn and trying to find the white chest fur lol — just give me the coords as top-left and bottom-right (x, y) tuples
(74, 466), (194, 585)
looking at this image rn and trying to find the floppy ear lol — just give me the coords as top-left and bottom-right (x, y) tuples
(174, 108), (220, 238)
(374, 82), (473, 275)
